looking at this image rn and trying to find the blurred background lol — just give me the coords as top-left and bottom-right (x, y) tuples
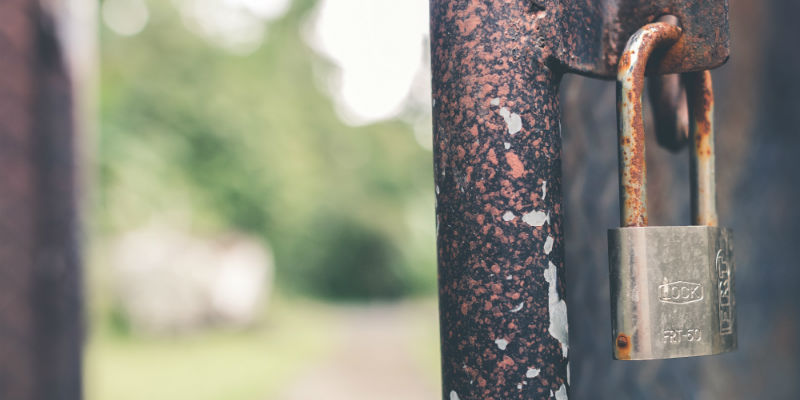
(89, 0), (440, 399)
(0, 0), (798, 399)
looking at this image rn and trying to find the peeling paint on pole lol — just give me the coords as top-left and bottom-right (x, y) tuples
(431, 1), (569, 397)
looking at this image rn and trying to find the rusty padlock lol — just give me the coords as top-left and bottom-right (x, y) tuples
(608, 23), (737, 360)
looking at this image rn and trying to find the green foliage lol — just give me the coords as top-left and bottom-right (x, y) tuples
(287, 215), (410, 299)
(97, 0), (436, 299)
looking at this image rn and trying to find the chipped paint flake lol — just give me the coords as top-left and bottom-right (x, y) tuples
(504, 142), (511, 150)
(542, 180), (547, 200)
(526, 368), (540, 378)
(554, 384), (568, 400)
(522, 210), (549, 227)
(544, 235), (554, 254)
(450, 390), (460, 400)
(545, 261), (569, 357)
(436, 185), (440, 195)
(502, 211), (516, 221)
(567, 362), (571, 385)
(517, 383), (523, 390)
(499, 107), (523, 135)
(511, 302), (524, 313)
(490, 97), (500, 106)
(494, 338), (509, 350)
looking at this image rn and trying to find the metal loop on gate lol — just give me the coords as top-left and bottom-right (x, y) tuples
(616, 22), (718, 228)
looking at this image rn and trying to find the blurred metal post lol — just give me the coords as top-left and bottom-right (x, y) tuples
(431, 0), (728, 398)
(0, 1), (83, 399)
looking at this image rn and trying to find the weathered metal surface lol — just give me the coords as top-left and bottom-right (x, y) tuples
(431, 1), (569, 398)
(616, 22), (682, 227)
(608, 226), (736, 360)
(551, 0), (730, 78)
(0, 1), (83, 399)
(616, 23), (718, 228)
(686, 70), (718, 226)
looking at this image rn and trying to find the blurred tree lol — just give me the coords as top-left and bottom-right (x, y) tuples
(97, 0), (436, 301)
(289, 215), (409, 299)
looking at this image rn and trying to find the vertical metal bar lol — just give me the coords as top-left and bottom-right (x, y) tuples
(32, 14), (84, 398)
(0, 1), (83, 399)
(0, 2), (40, 397)
(431, 1), (569, 398)
(686, 70), (718, 226)
(616, 22), (682, 227)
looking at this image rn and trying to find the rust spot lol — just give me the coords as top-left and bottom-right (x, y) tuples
(618, 51), (631, 72)
(616, 334), (628, 348)
(615, 333), (631, 360)
(498, 355), (515, 368)
(487, 148), (498, 165)
(456, 14), (481, 36)
(504, 151), (525, 178)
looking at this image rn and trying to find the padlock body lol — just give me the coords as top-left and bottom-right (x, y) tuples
(608, 226), (736, 360)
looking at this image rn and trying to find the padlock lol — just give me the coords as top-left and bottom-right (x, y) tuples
(608, 23), (736, 360)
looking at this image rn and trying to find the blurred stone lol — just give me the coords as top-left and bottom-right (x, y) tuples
(111, 225), (273, 334)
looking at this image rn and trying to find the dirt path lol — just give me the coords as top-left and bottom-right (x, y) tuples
(276, 301), (441, 400)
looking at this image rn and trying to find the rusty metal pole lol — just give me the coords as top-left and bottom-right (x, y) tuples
(0, 1), (83, 399)
(431, 2), (569, 398)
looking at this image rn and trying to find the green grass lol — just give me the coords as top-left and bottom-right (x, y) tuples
(85, 299), (336, 400)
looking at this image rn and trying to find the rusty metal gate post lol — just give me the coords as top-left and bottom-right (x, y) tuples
(431, 2), (568, 398)
(0, 1), (83, 399)
(431, 1), (729, 398)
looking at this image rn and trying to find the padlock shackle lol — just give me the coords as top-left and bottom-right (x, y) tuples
(616, 23), (718, 227)
(686, 71), (718, 226)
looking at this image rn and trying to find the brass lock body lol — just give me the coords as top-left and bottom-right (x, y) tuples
(608, 23), (737, 360)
